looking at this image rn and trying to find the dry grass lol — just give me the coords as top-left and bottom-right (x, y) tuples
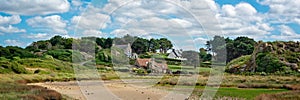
(255, 91), (300, 100)
(0, 83), (62, 100)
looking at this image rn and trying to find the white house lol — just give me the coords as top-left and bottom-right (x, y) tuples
(167, 49), (187, 60)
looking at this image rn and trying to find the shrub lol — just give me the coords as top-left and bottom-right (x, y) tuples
(226, 55), (251, 73)
(34, 69), (41, 74)
(45, 49), (72, 62)
(11, 62), (27, 74)
(256, 53), (283, 73)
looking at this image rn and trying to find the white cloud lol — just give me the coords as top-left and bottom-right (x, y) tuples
(169, 18), (193, 28)
(26, 33), (49, 39)
(258, 0), (300, 24)
(71, 5), (111, 30)
(187, 37), (209, 46)
(102, 0), (130, 13)
(27, 15), (66, 28)
(82, 30), (105, 37)
(270, 25), (300, 40)
(279, 25), (296, 36)
(110, 29), (130, 37)
(0, 15), (25, 34)
(294, 18), (300, 25)
(4, 39), (23, 47)
(258, 0), (300, 16)
(0, 25), (26, 33)
(0, 0), (70, 15)
(235, 3), (257, 16)
(0, 15), (21, 25)
(71, 0), (83, 7)
(218, 2), (271, 39)
(222, 5), (236, 17)
(27, 15), (67, 34)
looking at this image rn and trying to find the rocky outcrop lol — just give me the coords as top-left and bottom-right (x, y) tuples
(227, 41), (300, 73)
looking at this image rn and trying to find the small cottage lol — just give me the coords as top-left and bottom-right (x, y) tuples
(168, 49), (187, 60)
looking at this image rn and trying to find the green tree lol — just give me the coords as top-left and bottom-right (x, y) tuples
(96, 38), (106, 48)
(199, 48), (211, 62)
(49, 35), (65, 46)
(4, 46), (34, 59)
(149, 38), (159, 52)
(227, 37), (256, 63)
(132, 38), (149, 54)
(64, 38), (73, 49)
(158, 38), (173, 53)
(104, 38), (113, 48)
(207, 36), (256, 63)
(208, 36), (226, 62)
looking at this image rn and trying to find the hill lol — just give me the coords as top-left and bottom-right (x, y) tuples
(227, 41), (300, 74)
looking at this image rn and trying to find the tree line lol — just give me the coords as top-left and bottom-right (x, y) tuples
(0, 35), (256, 64)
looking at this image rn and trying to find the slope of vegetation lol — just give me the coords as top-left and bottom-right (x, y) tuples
(226, 41), (300, 74)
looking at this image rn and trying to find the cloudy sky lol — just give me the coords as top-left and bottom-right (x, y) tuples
(0, 0), (299, 50)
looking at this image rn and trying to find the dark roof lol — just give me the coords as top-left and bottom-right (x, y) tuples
(170, 49), (182, 57)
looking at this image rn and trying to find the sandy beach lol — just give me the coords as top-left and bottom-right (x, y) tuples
(28, 80), (190, 100)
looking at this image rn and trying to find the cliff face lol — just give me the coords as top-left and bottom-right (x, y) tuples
(227, 41), (300, 73)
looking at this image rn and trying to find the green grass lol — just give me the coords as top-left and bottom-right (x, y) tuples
(215, 87), (288, 100)
(156, 85), (289, 100)
(168, 65), (211, 72)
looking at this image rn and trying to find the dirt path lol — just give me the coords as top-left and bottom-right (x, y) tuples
(28, 80), (190, 100)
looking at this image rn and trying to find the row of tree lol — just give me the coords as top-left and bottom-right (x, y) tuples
(26, 35), (173, 55)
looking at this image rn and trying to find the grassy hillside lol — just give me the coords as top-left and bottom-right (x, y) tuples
(0, 57), (74, 74)
(0, 57), (76, 99)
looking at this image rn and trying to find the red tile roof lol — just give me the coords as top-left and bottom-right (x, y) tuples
(135, 58), (151, 67)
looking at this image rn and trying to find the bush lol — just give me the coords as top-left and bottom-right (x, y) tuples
(11, 62), (27, 74)
(96, 49), (112, 63)
(133, 68), (146, 75)
(45, 49), (72, 62)
(256, 53), (283, 73)
(285, 56), (298, 63)
(34, 69), (41, 74)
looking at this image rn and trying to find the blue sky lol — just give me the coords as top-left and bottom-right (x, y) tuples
(0, 0), (299, 50)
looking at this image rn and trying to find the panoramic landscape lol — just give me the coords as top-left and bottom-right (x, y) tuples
(0, 0), (300, 100)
